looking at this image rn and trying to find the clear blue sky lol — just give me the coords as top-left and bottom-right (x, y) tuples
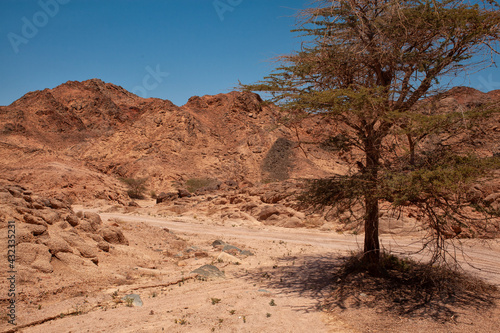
(1, 0), (499, 107)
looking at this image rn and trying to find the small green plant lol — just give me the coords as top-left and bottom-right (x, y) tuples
(229, 309), (236, 315)
(211, 297), (221, 305)
(37, 304), (42, 310)
(269, 299), (276, 306)
(125, 297), (134, 307)
(266, 313), (272, 318)
(175, 318), (189, 325)
(112, 290), (119, 299)
(119, 177), (148, 199)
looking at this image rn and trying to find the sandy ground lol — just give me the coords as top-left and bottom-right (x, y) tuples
(4, 207), (500, 333)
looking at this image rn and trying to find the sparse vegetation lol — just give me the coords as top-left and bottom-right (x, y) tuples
(211, 297), (222, 305)
(119, 177), (148, 199)
(124, 297), (134, 307)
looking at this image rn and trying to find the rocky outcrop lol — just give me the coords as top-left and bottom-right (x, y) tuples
(0, 181), (129, 273)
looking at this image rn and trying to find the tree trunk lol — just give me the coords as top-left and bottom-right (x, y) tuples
(407, 134), (416, 166)
(363, 192), (380, 264)
(363, 134), (381, 265)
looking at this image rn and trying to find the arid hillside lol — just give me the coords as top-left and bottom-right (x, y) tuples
(0, 79), (499, 206)
(0, 79), (344, 202)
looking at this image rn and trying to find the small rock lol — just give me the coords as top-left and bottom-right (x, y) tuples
(217, 252), (241, 264)
(194, 251), (209, 258)
(212, 240), (227, 248)
(222, 244), (242, 254)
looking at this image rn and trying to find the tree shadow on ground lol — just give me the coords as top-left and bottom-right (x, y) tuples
(236, 252), (498, 322)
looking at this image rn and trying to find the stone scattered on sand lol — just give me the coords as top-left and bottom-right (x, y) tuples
(212, 240), (226, 248)
(217, 252), (241, 264)
(191, 264), (225, 279)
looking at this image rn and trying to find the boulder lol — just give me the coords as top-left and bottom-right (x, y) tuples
(256, 206), (280, 221)
(17, 243), (53, 273)
(83, 212), (102, 230)
(101, 226), (129, 245)
(178, 189), (191, 198)
(75, 242), (98, 258)
(49, 198), (67, 209)
(35, 210), (60, 225)
(191, 264), (225, 279)
(156, 192), (178, 204)
(66, 214), (79, 227)
(282, 217), (304, 228)
(26, 224), (48, 236)
(97, 241), (110, 252)
(44, 237), (73, 255)
(24, 214), (47, 227)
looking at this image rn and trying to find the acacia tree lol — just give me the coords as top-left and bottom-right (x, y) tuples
(244, 0), (500, 266)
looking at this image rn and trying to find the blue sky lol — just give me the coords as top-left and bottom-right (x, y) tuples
(0, 0), (499, 107)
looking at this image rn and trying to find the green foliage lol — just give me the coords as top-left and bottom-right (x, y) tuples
(382, 153), (500, 206)
(119, 177), (148, 199)
(320, 134), (352, 152)
(243, 0), (500, 264)
(211, 297), (221, 305)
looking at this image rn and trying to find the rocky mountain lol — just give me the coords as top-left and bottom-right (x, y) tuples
(0, 79), (342, 202)
(0, 79), (498, 205)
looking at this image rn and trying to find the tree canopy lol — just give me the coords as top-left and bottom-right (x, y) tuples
(243, 0), (500, 266)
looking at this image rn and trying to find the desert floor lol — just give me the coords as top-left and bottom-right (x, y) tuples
(4, 201), (500, 333)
